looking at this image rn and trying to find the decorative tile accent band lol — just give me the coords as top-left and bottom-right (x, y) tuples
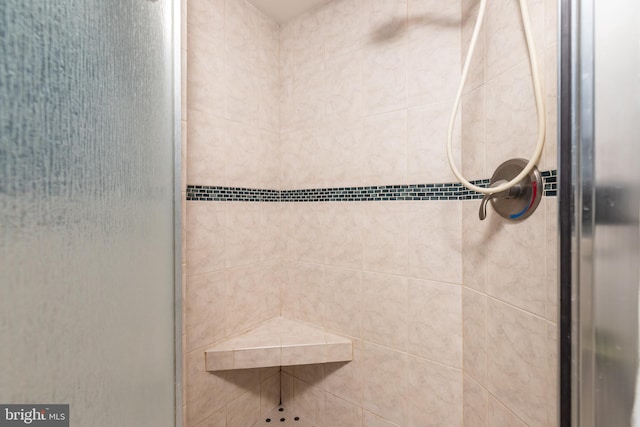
(187, 170), (557, 202)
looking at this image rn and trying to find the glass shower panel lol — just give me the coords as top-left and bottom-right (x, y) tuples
(0, 1), (177, 426)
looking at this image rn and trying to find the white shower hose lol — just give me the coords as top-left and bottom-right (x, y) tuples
(447, 0), (546, 195)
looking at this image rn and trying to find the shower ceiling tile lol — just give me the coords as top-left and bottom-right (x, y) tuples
(247, 0), (331, 23)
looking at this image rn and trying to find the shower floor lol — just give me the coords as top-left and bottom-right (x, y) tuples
(252, 406), (314, 427)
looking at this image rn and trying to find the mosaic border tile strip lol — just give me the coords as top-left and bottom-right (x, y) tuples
(187, 170), (557, 202)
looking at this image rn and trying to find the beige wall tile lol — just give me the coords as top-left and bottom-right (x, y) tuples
(485, 0), (545, 81)
(324, 0), (365, 57)
(226, 388), (261, 427)
(261, 371), (281, 417)
(325, 392), (364, 427)
(260, 204), (286, 262)
(260, 130), (281, 189)
(195, 407), (226, 427)
(407, 0), (461, 107)
(463, 374), (488, 427)
(281, 371), (294, 407)
(362, 342), (408, 426)
(291, 203), (326, 263)
(293, 363), (326, 388)
(487, 298), (547, 426)
(324, 203), (363, 269)
(461, 0), (485, 93)
(363, 202), (408, 276)
(325, 51), (363, 117)
(363, 110), (408, 186)
(363, 411), (400, 427)
(461, 200), (491, 293)
(462, 288), (487, 384)
(287, 127), (326, 189)
(187, 201), (226, 276)
(293, 60), (326, 127)
(225, 122), (263, 189)
(324, 267), (363, 338)
(486, 203), (547, 316)
(292, 10), (326, 69)
(225, 203), (261, 267)
(362, 3), (407, 115)
(362, 272), (408, 350)
(282, 262), (325, 326)
(485, 59), (544, 174)
(187, 111), (226, 186)
(487, 396), (527, 427)
(294, 378), (326, 426)
(324, 119), (364, 188)
(408, 102), (461, 184)
(325, 339), (364, 406)
(407, 355), (463, 427)
(225, 265), (275, 336)
(461, 86), (486, 181)
(185, 350), (260, 425)
(408, 279), (462, 368)
(187, 31), (225, 118)
(186, 271), (226, 352)
(408, 201), (462, 284)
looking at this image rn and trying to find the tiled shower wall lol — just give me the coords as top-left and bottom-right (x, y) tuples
(183, 0), (559, 426)
(277, 0), (558, 426)
(183, 1), (283, 425)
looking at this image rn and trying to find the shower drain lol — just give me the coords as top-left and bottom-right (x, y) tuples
(252, 406), (315, 427)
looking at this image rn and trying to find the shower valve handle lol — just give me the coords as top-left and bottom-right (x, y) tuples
(477, 158), (543, 221)
(478, 180), (522, 220)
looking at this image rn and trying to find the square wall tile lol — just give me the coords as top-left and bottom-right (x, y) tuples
(294, 378), (326, 426)
(227, 388), (261, 427)
(325, 51), (363, 117)
(186, 271), (226, 352)
(487, 298), (547, 426)
(407, 0), (461, 107)
(362, 272), (408, 351)
(325, 339), (364, 406)
(187, 110), (225, 185)
(323, 0), (365, 57)
(363, 202), (408, 276)
(186, 201), (225, 277)
(462, 288), (487, 384)
(408, 102), (461, 184)
(408, 201), (462, 284)
(261, 371), (281, 417)
(363, 342), (408, 426)
(225, 202), (261, 268)
(463, 374), (488, 427)
(363, 110), (408, 186)
(408, 279), (462, 368)
(362, 2), (407, 115)
(324, 267), (363, 338)
(282, 262), (325, 326)
(407, 355), (463, 427)
(485, 0), (545, 80)
(461, 86), (486, 181)
(363, 411), (400, 427)
(486, 201), (546, 316)
(487, 396), (527, 427)
(325, 392), (364, 427)
(324, 203), (363, 269)
(324, 119), (364, 189)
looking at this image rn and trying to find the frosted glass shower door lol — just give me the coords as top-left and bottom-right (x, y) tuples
(0, 1), (179, 426)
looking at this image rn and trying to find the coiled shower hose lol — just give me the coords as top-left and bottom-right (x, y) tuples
(446, 0), (546, 194)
